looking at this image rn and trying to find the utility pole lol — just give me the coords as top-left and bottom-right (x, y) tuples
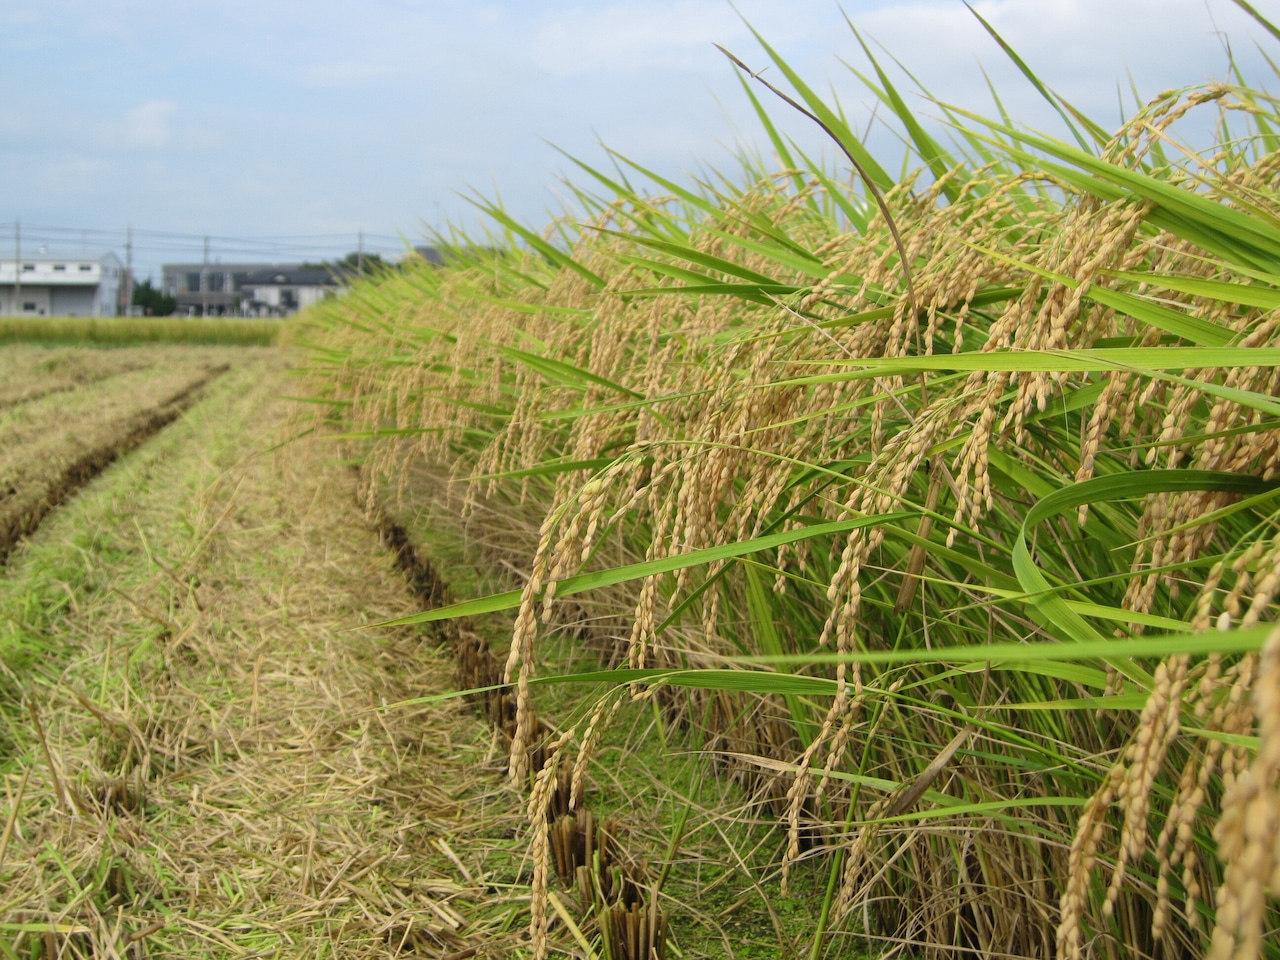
(201, 235), (209, 317)
(123, 225), (133, 317)
(357, 230), (364, 275)
(13, 220), (20, 316)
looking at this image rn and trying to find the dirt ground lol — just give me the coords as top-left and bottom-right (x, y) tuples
(0, 349), (542, 959)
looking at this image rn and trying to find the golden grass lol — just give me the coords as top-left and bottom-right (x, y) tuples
(0, 316), (279, 346)
(292, 69), (1280, 959)
(0, 346), (155, 410)
(0, 349), (238, 562)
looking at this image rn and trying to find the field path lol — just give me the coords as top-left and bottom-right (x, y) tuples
(1, 353), (530, 959)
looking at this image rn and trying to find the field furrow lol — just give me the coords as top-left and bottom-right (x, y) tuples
(0, 358), (232, 564)
(0, 346), (159, 412)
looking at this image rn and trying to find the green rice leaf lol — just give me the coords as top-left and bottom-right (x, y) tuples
(377, 512), (913, 625)
(1013, 470), (1277, 646)
(490, 344), (644, 399)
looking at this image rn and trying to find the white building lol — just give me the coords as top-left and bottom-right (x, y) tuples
(0, 252), (125, 317)
(241, 267), (338, 317)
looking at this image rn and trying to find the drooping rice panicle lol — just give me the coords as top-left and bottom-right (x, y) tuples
(295, 13), (1280, 958)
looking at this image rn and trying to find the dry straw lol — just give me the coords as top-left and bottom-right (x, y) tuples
(2, 361), (547, 959)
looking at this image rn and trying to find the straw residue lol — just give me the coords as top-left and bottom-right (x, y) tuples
(1, 360), (532, 959)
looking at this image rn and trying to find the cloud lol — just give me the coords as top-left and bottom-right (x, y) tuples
(234, 161), (305, 200)
(299, 60), (394, 88)
(108, 99), (176, 149)
(95, 99), (225, 152)
(530, 1), (763, 77)
(844, 0), (1261, 120)
(34, 155), (108, 195)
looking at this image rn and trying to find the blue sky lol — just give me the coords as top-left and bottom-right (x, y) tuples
(2, 0), (1277, 280)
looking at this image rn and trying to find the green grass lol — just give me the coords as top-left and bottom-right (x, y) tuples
(0, 315), (280, 346)
(0, 362), (269, 725)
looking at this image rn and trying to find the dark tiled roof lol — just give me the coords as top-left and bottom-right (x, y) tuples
(242, 268), (338, 286)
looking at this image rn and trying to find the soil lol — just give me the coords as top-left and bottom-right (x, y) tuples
(0, 348), (544, 959)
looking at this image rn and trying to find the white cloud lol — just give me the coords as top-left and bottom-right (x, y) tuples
(109, 99), (176, 149)
(234, 161), (304, 200)
(528, 0), (829, 78)
(96, 99), (225, 152)
(532, 2), (748, 76)
(843, 0), (1266, 127)
(35, 155), (108, 194)
(299, 60), (394, 88)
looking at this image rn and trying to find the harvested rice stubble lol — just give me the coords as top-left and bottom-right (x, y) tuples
(0, 355), (553, 960)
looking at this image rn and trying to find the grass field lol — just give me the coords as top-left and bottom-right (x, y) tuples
(0, 343), (802, 960)
(0, 316), (280, 347)
(0, 346), (237, 564)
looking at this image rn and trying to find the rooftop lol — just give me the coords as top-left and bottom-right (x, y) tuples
(242, 267), (340, 286)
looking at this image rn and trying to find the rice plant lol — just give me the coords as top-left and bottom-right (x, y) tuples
(0, 316), (280, 346)
(295, 9), (1280, 958)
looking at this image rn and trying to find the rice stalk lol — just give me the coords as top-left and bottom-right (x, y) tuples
(294, 12), (1280, 958)
(0, 316), (279, 346)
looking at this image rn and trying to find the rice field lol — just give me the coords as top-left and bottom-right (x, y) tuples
(0, 316), (280, 347)
(0, 347), (559, 959)
(3, 13), (1280, 960)
(289, 13), (1280, 960)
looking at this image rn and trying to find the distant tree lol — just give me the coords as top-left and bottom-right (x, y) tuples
(132, 278), (177, 316)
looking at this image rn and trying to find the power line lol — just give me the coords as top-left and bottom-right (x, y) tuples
(0, 222), (414, 261)
(0, 221), (407, 244)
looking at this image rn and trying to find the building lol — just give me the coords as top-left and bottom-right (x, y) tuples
(161, 262), (269, 316)
(240, 267), (339, 317)
(0, 252), (124, 317)
(161, 262), (340, 316)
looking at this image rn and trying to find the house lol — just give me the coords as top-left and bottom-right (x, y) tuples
(161, 262), (340, 317)
(240, 267), (340, 317)
(0, 252), (124, 317)
(161, 262), (272, 316)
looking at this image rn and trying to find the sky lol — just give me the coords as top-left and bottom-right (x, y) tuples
(2, 0), (1278, 281)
